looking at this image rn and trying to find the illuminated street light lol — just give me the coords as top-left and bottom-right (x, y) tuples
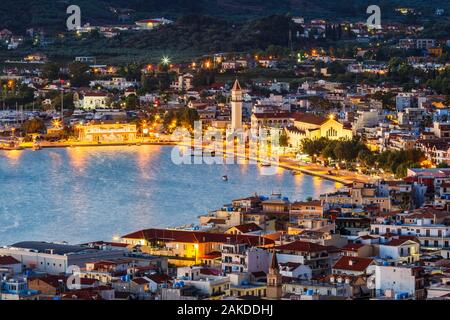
(52, 119), (62, 128)
(162, 56), (170, 65)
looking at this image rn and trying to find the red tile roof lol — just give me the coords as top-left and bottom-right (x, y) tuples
(292, 113), (327, 125)
(122, 228), (274, 246)
(229, 223), (262, 233)
(132, 277), (150, 285)
(29, 275), (68, 290)
(147, 274), (172, 284)
(208, 218), (227, 225)
(252, 112), (292, 119)
(0, 256), (20, 265)
(384, 238), (418, 246)
(342, 243), (365, 252)
(274, 241), (329, 253)
(359, 235), (377, 240)
(332, 256), (374, 272)
(291, 200), (322, 208)
(200, 251), (222, 259)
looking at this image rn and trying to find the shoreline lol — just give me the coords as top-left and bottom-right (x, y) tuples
(1, 140), (365, 185)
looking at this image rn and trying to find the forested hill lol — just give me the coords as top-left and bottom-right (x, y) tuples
(1, 0), (449, 33)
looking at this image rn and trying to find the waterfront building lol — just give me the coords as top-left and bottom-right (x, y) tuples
(77, 121), (137, 143)
(286, 114), (353, 148)
(289, 200), (325, 220)
(321, 181), (392, 212)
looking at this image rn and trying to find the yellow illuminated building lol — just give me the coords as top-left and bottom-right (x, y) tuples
(286, 114), (353, 148)
(77, 121), (137, 143)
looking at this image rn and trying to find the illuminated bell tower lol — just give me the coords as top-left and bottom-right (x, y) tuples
(231, 79), (243, 130)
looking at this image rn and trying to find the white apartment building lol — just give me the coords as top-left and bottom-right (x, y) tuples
(371, 218), (450, 249)
(221, 243), (269, 274)
(369, 265), (426, 299)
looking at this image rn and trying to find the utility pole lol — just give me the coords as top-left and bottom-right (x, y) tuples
(60, 79), (64, 127)
(61, 88), (64, 126)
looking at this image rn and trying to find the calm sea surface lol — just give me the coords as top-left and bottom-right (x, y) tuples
(0, 146), (341, 245)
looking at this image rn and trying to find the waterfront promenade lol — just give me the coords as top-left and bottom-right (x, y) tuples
(5, 138), (372, 185)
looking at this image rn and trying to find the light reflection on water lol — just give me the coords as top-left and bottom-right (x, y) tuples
(0, 146), (341, 245)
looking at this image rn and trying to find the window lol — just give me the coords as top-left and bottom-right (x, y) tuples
(326, 127), (338, 137)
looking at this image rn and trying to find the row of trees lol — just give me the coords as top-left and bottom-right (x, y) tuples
(163, 107), (199, 132)
(41, 61), (91, 87)
(301, 137), (370, 163)
(300, 137), (426, 177)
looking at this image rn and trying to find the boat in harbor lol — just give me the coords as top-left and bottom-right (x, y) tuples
(222, 175), (228, 181)
(259, 161), (271, 167)
(32, 142), (42, 151)
(0, 141), (24, 151)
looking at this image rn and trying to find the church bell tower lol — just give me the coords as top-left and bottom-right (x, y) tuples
(231, 79), (243, 130)
(267, 250), (282, 299)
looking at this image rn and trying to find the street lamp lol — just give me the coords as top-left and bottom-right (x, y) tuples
(161, 56), (170, 65)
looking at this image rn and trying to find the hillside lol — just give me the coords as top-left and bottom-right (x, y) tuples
(1, 0), (449, 33)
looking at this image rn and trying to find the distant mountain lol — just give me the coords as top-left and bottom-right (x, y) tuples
(1, 0), (449, 32)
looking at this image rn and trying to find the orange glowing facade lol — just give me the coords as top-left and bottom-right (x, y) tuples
(77, 122), (137, 143)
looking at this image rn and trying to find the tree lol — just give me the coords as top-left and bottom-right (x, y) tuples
(125, 94), (138, 110)
(21, 118), (46, 134)
(279, 130), (289, 148)
(68, 62), (91, 87)
(41, 62), (61, 81)
(301, 138), (328, 160)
